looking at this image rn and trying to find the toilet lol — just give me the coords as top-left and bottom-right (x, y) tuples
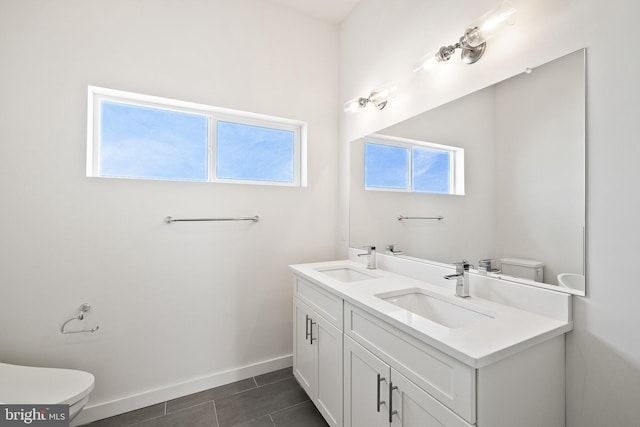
(0, 362), (94, 421)
(500, 257), (545, 282)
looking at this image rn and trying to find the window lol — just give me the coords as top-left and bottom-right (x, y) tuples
(364, 143), (409, 190)
(364, 135), (464, 195)
(216, 121), (294, 183)
(99, 101), (209, 181)
(87, 86), (306, 186)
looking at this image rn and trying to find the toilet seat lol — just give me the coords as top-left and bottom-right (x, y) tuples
(0, 362), (94, 407)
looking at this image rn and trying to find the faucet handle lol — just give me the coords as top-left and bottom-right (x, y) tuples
(358, 246), (376, 257)
(385, 244), (403, 255)
(451, 259), (473, 273)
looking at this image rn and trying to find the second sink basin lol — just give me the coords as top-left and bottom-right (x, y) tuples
(315, 266), (379, 282)
(377, 288), (493, 329)
(557, 273), (585, 291)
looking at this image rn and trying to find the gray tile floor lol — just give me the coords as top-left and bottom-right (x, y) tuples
(83, 368), (328, 427)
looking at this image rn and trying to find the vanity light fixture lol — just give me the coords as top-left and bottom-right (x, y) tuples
(344, 84), (398, 113)
(413, 2), (516, 72)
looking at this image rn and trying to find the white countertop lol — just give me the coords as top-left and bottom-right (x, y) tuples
(290, 259), (573, 368)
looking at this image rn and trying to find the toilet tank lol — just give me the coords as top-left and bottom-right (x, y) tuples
(500, 257), (544, 282)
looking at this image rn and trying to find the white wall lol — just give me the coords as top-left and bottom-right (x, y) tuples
(0, 0), (339, 422)
(340, 0), (640, 425)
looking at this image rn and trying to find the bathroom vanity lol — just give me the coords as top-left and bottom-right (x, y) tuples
(290, 252), (572, 427)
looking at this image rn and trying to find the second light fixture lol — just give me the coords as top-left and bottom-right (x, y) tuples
(414, 2), (516, 72)
(343, 85), (398, 113)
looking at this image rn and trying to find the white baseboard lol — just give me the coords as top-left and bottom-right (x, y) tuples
(72, 354), (293, 426)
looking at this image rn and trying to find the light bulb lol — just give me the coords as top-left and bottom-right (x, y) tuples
(413, 51), (441, 72)
(344, 97), (367, 113)
(369, 85), (397, 110)
(465, 2), (516, 48)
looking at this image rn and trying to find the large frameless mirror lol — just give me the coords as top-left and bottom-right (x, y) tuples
(349, 49), (586, 296)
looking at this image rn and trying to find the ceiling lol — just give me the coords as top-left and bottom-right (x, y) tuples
(267, 0), (362, 23)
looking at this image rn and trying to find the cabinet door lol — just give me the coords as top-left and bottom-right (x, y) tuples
(293, 298), (314, 397)
(314, 315), (343, 427)
(344, 336), (389, 427)
(390, 368), (470, 427)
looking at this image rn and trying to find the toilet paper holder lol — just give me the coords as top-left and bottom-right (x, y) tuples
(61, 303), (100, 334)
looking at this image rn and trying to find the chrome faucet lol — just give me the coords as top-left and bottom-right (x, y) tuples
(444, 260), (472, 298)
(357, 245), (377, 269)
(385, 244), (404, 256)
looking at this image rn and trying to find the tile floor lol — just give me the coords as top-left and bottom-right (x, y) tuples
(82, 368), (328, 427)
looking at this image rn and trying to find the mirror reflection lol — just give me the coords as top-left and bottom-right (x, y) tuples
(350, 49), (586, 295)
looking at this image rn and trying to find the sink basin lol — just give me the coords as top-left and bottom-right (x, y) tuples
(557, 273), (585, 291)
(316, 266), (379, 282)
(377, 288), (493, 328)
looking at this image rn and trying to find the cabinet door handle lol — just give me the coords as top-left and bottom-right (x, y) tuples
(309, 319), (317, 345)
(305, 314), (311, 341)
(389, 383), (398, 423)
(376, 374), (386, 412)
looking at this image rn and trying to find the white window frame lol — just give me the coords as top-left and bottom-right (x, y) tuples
(87, 86), (307, 187)
(364, 134), (465, 195)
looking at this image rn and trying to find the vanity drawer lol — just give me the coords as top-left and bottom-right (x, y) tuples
(294, 276), (343, 330)
(344, 303), (475, 424)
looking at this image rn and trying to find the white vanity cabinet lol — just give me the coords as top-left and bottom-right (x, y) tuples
(344, 335), (470, 427)
(344, 304), (473, 427)
(343, 302), (565, 427)
(291, 265), (568, 427)
(293, 277), (343, 427)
